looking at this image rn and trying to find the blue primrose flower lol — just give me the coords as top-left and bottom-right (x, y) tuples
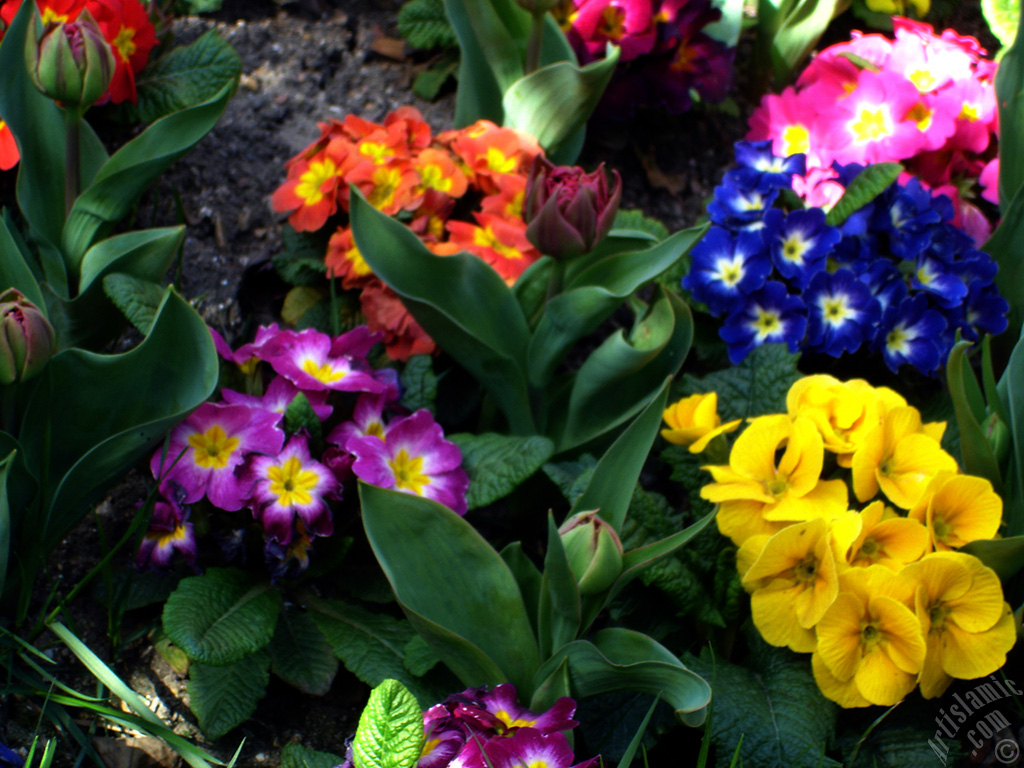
(731, 140), (806, 192)
(911, 254), (969, 309)
(764, 207), (841, 289)
(805, 269), (881, 357)
(873, 178), (943, 261)
(858, 260), (907, 318)
(963, 282), (1010, 340)
(874, 294), (948, 374)
(720, 281), (807, 364)
(708, 175), (778, 230)
(682, 226), (771, 315)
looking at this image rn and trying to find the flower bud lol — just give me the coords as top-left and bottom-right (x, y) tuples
(27, 9), (115, 113)
(558, 510), (623, 595)
(524, 156), (622, 260)
(0, 289), (55, 385)
(983, 410), (1010, 466)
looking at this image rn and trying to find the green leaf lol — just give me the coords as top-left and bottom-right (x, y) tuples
(681, 342), (800, 422)
(543, 455), (596, 505)
(350, 189), (534, 434)
(984, 184), (1024, 336)
(402, 634), (440, 676)
(825, 163), (903, 227)
(127, 30), (241, 124)
(946, 340), (1002, 489)
(399, 0), (458, 49)
(0, 215), (45, 308)
(281, 744), (344, 768)
(400, 356), (438, 414)
(769, 0), (847, 88)
(997, 9), (1024, 208)
(688, 633), (840, 768)
(274, 227), (329, 287)
(538, 515), (581, 659)
(499, 541), (542, 639)
(502, 48), (620, 158)
(0, 451), (16, 599)
(997, 326), (1024, 535)
(359, 483), (540, 693)
(983, 0), (1020, 47)
(961, 536), (1024, 580)
(102, 274), (166, 335)
(284, 393), (324, 447)
(269, 605), (339, 696)
(413, 54), (459, 100)
(351, 679), (425, 768)
(611, 209), (669, 242)
(845, 726), (961, 768)
(162, 568), (282, 665)
(189, 651), (271, 740)
(448, 433), (554, 509)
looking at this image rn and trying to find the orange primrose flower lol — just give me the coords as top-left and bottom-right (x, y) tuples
(271, 142), (348, 232)
(359, 279), (436, 362)
(93, 0), (158, 105)
(325, 227), (374, 289)
(447, 213), (540, 284)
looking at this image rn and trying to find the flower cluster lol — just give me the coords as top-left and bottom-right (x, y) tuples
(340, 683), (597, 768)
(0, 0), (158, 170)
(271, 107), (544, 360)
(683, 140), (1007, 374)
(555, 0), (733, 115)
(747, 18), (998, 242)
(141, 324), (468, 576)
(688, 375), (1016, 706)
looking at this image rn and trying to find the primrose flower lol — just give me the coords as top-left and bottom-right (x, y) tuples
(708, 177), (778, 230)
(731, 140), (805, 192)
(902, 552), (1016, 698)
(682, 227), (771, 315)
(151, 402), (285, 511)
(92, 0), (158, 105)
(804, 269), (881, 357)
(136, 484), (197, 570)
(248, 435), (339, 544)
(263, 326), (385, 393)
(907, 472), (1002, 551)
(349, 409), (469, 515)
(0, 118), (18, 171)
(719, 281), (807, 364)
(661, 392), (741, 453)
(454, 683), (578, 736)
(220, 375), (333, 423)
(702, 414), (848, 546)
(763, 208), (840, 289)
(812, 566), (926, 707)
(837, 501), (929, 570)
(876, 294), (948, 374)
(271, 140), (348, 232)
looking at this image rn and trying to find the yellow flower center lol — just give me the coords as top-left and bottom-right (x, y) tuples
(928, 602), (949, 631)
(909, 69), (937, 92)
(781, 234), (809, 263)
(672, 43), (698, 73)
(419, 164), (452, 192)
(960, 102), (980, 122)
(301, 358), (346, 384)
(931, 516), (950, 542)
(267, 456), (319, 507)
(388, 449), (431, 495)
(359, 141), (394, 164)
(486, 147), (516, 174)
(792, 554), (817, 585)
(781, 124), (810, 156)
(188, 426), (240, 469)
(494, 709), (536, 730)
(296, 158), (339, 206)
(753, 309), (781, 339)
(367, 167), (403, 210)
(598, 5), (626, 39)
(886, 326), (910, 355)
(766, 478), (789, 497)
(152, 524), (190, 548)
(850, 105), (891, 143)
(861, 621), (883, 647)
(474, 225), (523, 260)
(365, 421), (385, 440)
(860, 537), (879, 557)
(113, 24), (137, 63)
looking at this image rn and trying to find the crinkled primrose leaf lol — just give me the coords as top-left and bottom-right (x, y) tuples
(351, 679), (424, 768)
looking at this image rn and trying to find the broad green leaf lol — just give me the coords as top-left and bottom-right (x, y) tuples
(825, 162), (902, 227)
(399, 0), (458, 49)
(62, 82), (234, 268)
(946, 341), (1002, 489)
(102, 274), (166, 335)
(400, 356), (438, 414)
(538, 515), (581, 659)
(351, 679), (424, 768)
(360, 483), (540, 693)
(350, 189), (534, 433)
(681, 342), (800, 422)
(532, 628), (711, 724)
(445, 0), (520, 125)
(162, 568), (282, 665)
(449, 432), (554, 509)
(281, 744), (345, 768)
(268, 605), (339, 696)
(997, 12), (1024, 208)
(502, 49), (620, 158)
(610, 209), (669, 242)
(189, 651), (271, 740)
(770, 0), (849, 88)
(0, 216), (44, 308)
(997, 326), (1024, 535)
(402, 635), (440, 676)
(0, 452), (17, 614)
(983, 0), (1020, 47)
(556, 289), (692, 451)
(569, 381), (671, 532)
(984, 184), (1024, 336)
(500, 542), (542, 639)
(127, 30), (241, 124)
(706, 0), (745, 47)
(961, 536), (1024, 580)
(688, 633), (840, 768)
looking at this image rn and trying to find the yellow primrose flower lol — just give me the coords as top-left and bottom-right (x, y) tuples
(787, 375), (905, 466)
(702, 414), (848, 546)
(833, 501), (930, 570)
(850, 406), (957, 509)
(908, 472), (1002, 551)
(661, 392), (741, 453)
(901, 552), (1016, 698)
(742, 518), (840, 652)
(812, 566), (926, 707)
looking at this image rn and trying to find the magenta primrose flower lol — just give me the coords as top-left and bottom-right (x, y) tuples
(221, 375), (333, 422)
(455, 683), (579, 735)
(248, 435), (340, 544)
(151, 402), (285, 511)
(263, 327), (385, 393)
(136, 483), (197, 570)
(451, 729), (597, 768)
(327, 393), (389, 447)
(348, 409), (469, 515)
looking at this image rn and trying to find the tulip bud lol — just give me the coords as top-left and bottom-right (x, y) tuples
(0, 289), (55, 385)
(558, 510), (623, 595)
(983, 410), (1010, 466)
(26, 9), (115, 113)
(524, 156), (622, 260)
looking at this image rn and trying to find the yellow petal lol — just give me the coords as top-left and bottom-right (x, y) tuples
(815, 592), (864, 680)
(854, 645), (917, 705)
(872, 595), (926, 675)
(812, 652), (873, 708)
(730, 414), (791, 481)
(776, 417), (824, 496)
(716, 500), (787, 547)
(689, 419), (742, 453)
(877, 434), (958, 509)
(750, 582), (813, 650)
(762, 479), (848, 522)
(918, 630), (953, 699)
(743, 519), (825, 584)
(928, 474), (1002, 550)
(940, 603), (1016, 679)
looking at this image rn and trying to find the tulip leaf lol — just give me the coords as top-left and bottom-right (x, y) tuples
(616, 511), (717, 593)
(997, 326), (1024, 536)
(268, 604), (339, 697)
(502, 48), (620, 160)
(984, 184), (1024, 337)
(351, 680), (425, 768)
(569, 224), (707, 294)
(982, 0), (1020, 47)
(0, 216), (45, 309)
(500, 542), (542, 639)
(769, 0), (848, 89)
(0, 451), (15, 600)
(162, 568), (282, 666)
(555, 289), (692, 452)
(349, 189), (535, 434)
(961, 536), (1024, 580)
(445, 0), (520, 125)
(61, 81), (235, 270)
(946, 341), (1003, 490)
(997, 13), (1024, 210)
(538, 515), (581, 659)
(102, 274), (166, 336)
(569, 380), (670, 532)
(360, 483), (540, 693)
(188, 651), (271, 740)
(448, 432), (554, 509)
(532, 628), (711, 723)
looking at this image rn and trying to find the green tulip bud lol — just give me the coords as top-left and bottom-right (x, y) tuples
(558, 510), (623, 595)
(0, 288), (55, 385)
(983, 410), (1011, 466)
(26, 9), (114, 114)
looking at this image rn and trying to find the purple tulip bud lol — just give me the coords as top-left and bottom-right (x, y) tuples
(26, 9), (115, 113)
(0, 289), (55, 385)
(524, 156), (622, 260)
(558, 510), (623, 595)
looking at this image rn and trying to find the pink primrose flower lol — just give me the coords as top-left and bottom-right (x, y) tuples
(450, 728), (597, 768)
(327, 393), (390, 448)
(221, 375), (333, 423)
(571, 0), (657, 63)
(980, 158), (999, 205)
(263, 327), (385, 393)
(136, 483), (197, 569)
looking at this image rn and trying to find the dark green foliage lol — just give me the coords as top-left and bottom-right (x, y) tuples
(398, 0), (458, 50)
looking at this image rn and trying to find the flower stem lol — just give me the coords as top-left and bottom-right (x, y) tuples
(64, 111), (81, 217)
(526, 10), (545, 74)
(545, 258), (565, 304)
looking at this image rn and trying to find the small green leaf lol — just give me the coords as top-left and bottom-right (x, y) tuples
(103, 274), (166, 335)
(413, 54), (459, 100)
(284, 393), (324, 447)
(449, 433), (554, 509)
(402, 635), (440, 676)
(352, 679), (425, 768)
(400, 356), (438, 414)
(281, 744), (345, 768)
(610, 209), (669, 242)
(269, 605), (339, 696)
(825, 163), (903, 227)
(681, 343), (800, 422)
(274, 227), (330, 287)
(162, 568), (282, 665)
(188, 651), (271, 740)
(399, 0), (458, 49)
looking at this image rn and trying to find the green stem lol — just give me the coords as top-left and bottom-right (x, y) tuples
(64, 111), (82, 218)
(526, 10), (545, 75)
(545, 258), (565, 304)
